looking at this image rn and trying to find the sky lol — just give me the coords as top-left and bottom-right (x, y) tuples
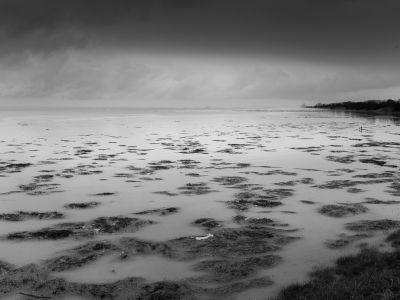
(0, 0), (400, 108)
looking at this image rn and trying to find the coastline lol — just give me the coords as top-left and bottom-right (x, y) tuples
(308, 99), (400, 117)
(308, 107), (400, 117)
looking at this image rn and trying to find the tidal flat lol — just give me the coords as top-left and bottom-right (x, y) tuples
(0, 107), (399, 299)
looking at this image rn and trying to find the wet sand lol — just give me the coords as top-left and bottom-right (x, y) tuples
(0, 108), (399, 299)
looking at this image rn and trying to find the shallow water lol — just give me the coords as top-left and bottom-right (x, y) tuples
(0, 107), (399, 299)
(55, 254), (204, 283)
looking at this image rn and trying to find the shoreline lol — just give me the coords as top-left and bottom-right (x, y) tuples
(308, 99), (400, 117)
(311, 107), (400, 117)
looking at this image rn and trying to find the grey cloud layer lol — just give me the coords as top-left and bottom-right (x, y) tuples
(0, 0), (399, 106)
(1, 0), (399, 64)
(1, 50), (399, 107)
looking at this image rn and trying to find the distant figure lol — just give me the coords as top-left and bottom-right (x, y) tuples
(359, 126), (363, 133)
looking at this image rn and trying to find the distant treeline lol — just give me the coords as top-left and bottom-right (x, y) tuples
(310, 99), (400, 112)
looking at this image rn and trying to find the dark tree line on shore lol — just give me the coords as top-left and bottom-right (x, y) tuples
(309, 99), (400, 112)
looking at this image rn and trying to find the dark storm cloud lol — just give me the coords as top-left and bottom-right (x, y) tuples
(1, 0), (400, 106)
(1, 0), (399, 64)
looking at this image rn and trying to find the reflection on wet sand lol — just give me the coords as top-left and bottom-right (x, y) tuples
(0, 108), (399, 299)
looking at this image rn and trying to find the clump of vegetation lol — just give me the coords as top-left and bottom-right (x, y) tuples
(362, 198), (400, 205)
(318, 203), (367, 218)
(193, 255), (281, 282)
(152, 191), (179, 196)
(345, 219), (400, 232)
(19, 182), (63, 195)
(325, 233), (372, 249)
(227, 189), (293, 211)
(0, 163), (32, 174)
(275, 249), (400, 300)
(326, 155), (355, 164)
(213, 176), (248, 186)
(300, 200), (316, 205)
(177, 182), (217, 195)
(0, 211), (64, 222)
(91, 192), (116, 196)
(134, 207), (179, 216)
(192, 218), (222, 229)
(64, 201), (100, 209)
(386, 230), (400, 247)
(5, 216), (155, 240)
(233, 215), (289, 227)
(359, 158), (386, 166)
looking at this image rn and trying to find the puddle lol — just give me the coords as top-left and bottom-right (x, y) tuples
(55, 254), (202, 283)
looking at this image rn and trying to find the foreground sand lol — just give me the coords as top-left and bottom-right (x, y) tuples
(0, 108), (399, 299)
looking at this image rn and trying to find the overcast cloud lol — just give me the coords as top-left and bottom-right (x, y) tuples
(1, 0), (399, 107)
